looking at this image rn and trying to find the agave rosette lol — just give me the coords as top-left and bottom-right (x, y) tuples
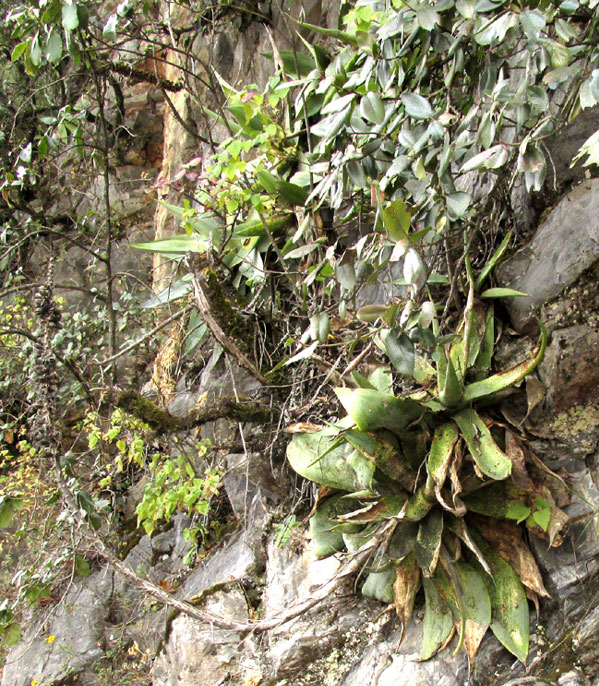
(287, 300), (567, 664)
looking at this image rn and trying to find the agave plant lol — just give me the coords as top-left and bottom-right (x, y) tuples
(287, 294), (567, 665)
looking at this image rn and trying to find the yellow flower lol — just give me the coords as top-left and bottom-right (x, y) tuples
(46, 635), (56, 644)
(31, 680), (38, 686)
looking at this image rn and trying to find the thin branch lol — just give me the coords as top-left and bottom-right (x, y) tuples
(53, 453), (395, 634)
(188, 260), (267, 384)
(98, 304), (193, 369)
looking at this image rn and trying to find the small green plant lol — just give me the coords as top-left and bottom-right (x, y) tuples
(85, 408), (150, 481)
(84, 411), (224, 559)
(134, 440), (222, 561)
(286, 281), (565, 665)
(274, 514), (299, 548)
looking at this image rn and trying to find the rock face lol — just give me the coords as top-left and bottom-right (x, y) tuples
(498, 178), (599, 333)
(1, 569), (112, 686)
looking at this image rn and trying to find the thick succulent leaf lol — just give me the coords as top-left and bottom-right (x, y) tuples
(421, 577), (455, 660)
(472, 517), (549, 598)
(416, 509), (444, 577)
(402, 482), (437, 521)
(433, 562), (464, 652)
(394, 552), (420, 634)
(450, 560), (492, 661)
(465, 302), (491, 369)
(287, 428), (375, 491)
(453, 409), (511, 480)
(343, 428), (417, 491)
(449, 278), (475, 379)
(473, 307), (495, 375)
(472, 532), (530, 663)
(363, 565), (396, 604)
(399, 426), (431, 470)
(427, 423), (459, 488)
(309, 493), (359, 558)
(334, 388), (424, 432)
(461, 325), (547, 406)
(388, 521), (419, 560)
(438, 355), (464, 408)
(464, 481), (531, 519)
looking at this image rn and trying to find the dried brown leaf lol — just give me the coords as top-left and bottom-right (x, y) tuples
(464, 618), (488, 668)
(393, 554), (420, 639)
(285, 422), (326, 434)
(505, 430), (536, 492)
(449, 441), (464, 501)
(474, 516), (550, 597)
(525, 375), (546, 417)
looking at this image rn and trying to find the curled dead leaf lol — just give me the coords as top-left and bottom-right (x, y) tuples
(393, 553), (420, 639)
(473, 516), (549, 598)
(285, 422), (326, 434)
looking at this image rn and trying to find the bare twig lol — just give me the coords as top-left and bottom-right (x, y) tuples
(98, 304), (193, 369)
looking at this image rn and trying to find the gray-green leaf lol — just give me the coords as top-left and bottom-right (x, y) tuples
(453, 409), (512, 480)
(402, 93), (433, 120)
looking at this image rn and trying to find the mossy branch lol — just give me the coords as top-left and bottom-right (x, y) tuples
(116, 390), (273, 433)
(187, 260), (268, 384)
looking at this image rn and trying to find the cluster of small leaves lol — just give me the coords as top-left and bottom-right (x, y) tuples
(287, 288), (567, 664)
(135, 443), (222, 544)
(83, 410), (223, 559)
(85, 408), (150, 479)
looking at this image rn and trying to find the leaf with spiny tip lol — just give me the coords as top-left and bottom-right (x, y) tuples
(446, 558), (492, 662)
(393, 552), (420, 638)
(470, 531), (530, 663)
(461, 324), (547, 406)
(438, 355), (464, 408)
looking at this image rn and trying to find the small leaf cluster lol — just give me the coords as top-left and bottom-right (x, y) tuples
(135, 444), (222, 539)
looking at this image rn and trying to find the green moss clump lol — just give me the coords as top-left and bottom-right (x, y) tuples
(116, 390), (182, 434)
(201, 268), (254, 358)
